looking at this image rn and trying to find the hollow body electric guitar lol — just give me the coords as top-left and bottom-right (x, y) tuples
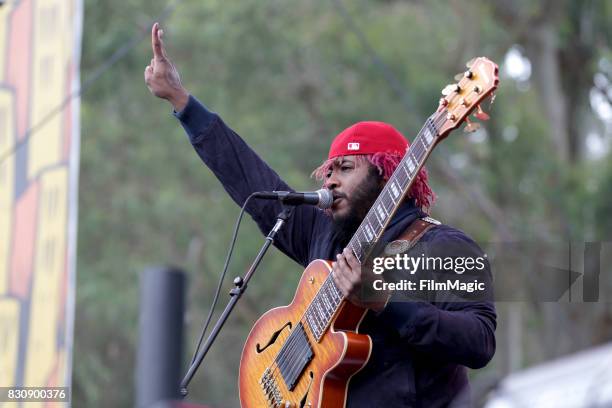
(239, 57), (499, 408)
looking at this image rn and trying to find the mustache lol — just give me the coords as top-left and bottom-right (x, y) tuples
(332, 191), (347, 200)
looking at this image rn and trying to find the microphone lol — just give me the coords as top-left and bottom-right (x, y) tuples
(253, 189), (333, 209)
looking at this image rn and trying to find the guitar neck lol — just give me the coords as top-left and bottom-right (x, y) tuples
(303, 109), (446, 340)
(347, 110), (444, 263)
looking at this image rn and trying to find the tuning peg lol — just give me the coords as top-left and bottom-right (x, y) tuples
(466, 57), (477, 68)
(437, 97), (449, 112)
(474, 104), (490, 121)
(455, 69), (474, 81)
(441, 84), (461, 96)
(463, 117), (481, 133)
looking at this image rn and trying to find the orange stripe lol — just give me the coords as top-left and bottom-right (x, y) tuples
(10, 181), (39, 298)
(6, 0), (33, 139)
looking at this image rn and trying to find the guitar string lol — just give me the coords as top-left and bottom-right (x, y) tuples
(277, 329), (302, 388)
(280, 278), (340, 390)
(275, 329), (298, 379)
(347, 109), (445, 262)
(345, 80), (485, 269)
(284, 330), (312, 389)
(274, 81), (494, 386)
(266, 108), (449, 385)
(268, 108), (453, 386)
(275, 286), (333, 385)
(269, 275), (336, 387)
(266, 86), (487, 386)
(284, 325), (312, 389)
(276, 279), (335, 384)
(356, 69), (487, 251)
(266, 107), (452, 385)
(275, 322), (305, 383)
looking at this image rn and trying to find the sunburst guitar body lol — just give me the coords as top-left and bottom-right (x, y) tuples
(239, 260), (371, 407)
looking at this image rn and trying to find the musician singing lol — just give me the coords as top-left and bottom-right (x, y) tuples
(145, 22), (496, 407)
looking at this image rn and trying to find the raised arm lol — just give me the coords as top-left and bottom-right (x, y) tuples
(144, 24), (330, 266)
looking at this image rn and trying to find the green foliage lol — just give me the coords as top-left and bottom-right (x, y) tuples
(74, 0), (612, 406)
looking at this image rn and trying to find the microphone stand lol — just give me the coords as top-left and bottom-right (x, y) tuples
(180, 204), (295, 397)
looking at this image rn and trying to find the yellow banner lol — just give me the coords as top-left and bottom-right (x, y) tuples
(0, 0), (82, 405)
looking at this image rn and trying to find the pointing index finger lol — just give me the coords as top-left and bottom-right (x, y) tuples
(151, 22), (166, 60)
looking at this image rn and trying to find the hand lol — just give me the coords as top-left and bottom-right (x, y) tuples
(332, 248), (389, 312)
(144, 22), (189, 111)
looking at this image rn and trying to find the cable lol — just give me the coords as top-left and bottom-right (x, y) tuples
(0, 0), (184, 166)
(188, 192), (256, 365)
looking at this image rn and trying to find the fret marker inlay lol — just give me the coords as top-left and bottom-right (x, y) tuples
(390, 181), (400, 198)
(407, 156), (417, 172)
(424, 128), (434, 144)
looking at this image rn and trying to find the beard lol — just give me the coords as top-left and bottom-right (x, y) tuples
(331, 169), (384, 248)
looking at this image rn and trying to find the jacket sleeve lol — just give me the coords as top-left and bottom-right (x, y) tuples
(174, 95), (328, 266)
(377, 227), (497, 369)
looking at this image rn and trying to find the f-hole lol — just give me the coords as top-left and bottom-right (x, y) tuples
(299, 371), (314, 408)
(256, 322), (292, 353)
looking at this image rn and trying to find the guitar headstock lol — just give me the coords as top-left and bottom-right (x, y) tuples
(435, 57), (499, 139)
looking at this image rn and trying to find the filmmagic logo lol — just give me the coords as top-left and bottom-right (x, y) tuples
(372, 279), (486, 293)
(369, 253), (490, 298)
(362, 241), (608, 303)
(347, 142), (360, 151)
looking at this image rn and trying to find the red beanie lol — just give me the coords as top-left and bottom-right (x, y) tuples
(328, 121), (408, 159)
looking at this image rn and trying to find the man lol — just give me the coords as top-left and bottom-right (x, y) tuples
(145, 22), (496, 407)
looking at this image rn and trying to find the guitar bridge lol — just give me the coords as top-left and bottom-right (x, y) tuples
(260, 367), (283, 407)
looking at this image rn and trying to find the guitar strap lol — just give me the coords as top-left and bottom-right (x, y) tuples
(374, 216), (441, 309)
(384, 216), (440, 255)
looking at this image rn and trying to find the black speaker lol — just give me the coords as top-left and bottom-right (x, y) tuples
(136, 266), (186, 408)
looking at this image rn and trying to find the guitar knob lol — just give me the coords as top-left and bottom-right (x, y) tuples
(474, 104), (490, 121)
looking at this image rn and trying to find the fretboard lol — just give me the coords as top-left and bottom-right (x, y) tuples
(301, 110), (444, 341)
(347, 112), (442, 262)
